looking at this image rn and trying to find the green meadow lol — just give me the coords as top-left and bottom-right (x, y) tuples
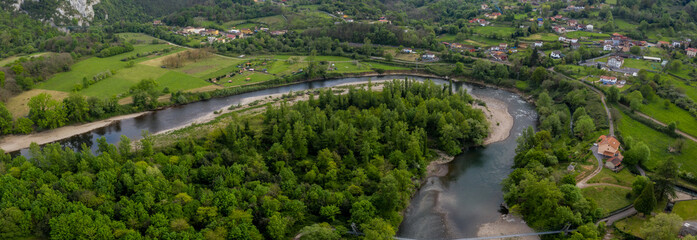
(615, 109), (697, 173)
(638, 98), (697, 138)
(38, 44), (178, 92)
(581, 185), (633, 215)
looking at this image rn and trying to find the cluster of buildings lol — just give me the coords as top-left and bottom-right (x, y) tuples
(173, 26), (287, 44)
(441, 42), (478, 53)
(549, 16), (593, 34)
(489, 43), (517, 61)
(484, 12), (502, 19)
(597, 33), (647, 53)
(469, 18), (491, 26)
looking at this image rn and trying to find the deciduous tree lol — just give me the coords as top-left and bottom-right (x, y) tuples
(634, 182), (656, 216)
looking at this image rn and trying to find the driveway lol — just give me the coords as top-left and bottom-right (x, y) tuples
(577, 145), (604, 189)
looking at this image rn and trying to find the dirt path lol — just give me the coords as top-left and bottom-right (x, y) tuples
(576, 146), (603, 189)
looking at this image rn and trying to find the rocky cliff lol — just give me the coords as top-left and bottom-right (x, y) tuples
(11, 0), (100, 26)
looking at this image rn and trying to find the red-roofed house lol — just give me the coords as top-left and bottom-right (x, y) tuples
(687, 48), (697, 58)
(605, 152), (624, 171)
(597, 135), (624, 171)
(658, 41), (670, 48)
(597, 135), (621, 157)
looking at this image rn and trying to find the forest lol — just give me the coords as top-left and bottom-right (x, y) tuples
(0, 80), (489, 239)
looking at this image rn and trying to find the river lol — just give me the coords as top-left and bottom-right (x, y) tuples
(397, 85), (537, 239)
(8, 75), (537, 239)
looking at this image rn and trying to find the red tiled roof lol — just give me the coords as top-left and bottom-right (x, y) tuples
(597, 135), (621, 151)
(609, 157), (622, 167)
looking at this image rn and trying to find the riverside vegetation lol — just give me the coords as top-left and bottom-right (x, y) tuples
(0, 80), (489, 239)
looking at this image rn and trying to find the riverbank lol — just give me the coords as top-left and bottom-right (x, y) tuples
(426, 150), (455, 177)
(476, 214), (539, 240)
(0, 112), (148, 152)
(472, 95), (514, 145)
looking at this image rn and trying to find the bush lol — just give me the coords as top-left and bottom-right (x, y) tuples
(97, 43), (134, 58)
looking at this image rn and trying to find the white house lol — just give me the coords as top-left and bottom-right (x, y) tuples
(534, 41), (544, 47)
(422, 54), (436, 60)
(687, 48), (697, 58)
(599, 76), (618, 85)
(570, 38), (579, 43)
(607, 56), (624, 69)
(402, 48), (414, 54)
(550, 51), (562, 59)
(672, 41), (682, 48)
(586, 24), (593, 31)
(559, 36), (567, 42)
(604, 44), (613, 51)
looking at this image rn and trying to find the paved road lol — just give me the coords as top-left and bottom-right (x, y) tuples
(598, 206), (637, 226)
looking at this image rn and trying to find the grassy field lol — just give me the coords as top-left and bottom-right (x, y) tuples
(79, 64), (170, 97)
(118, 33), (160, 43)
(643, 71), (697, 102)
(582, 185), (633, 215)
(615, 109), (697, 173)
(38, 44), (180, 93)
(25, 32), (412, 113)
(565, 31), (610, 40)
(520, 33), (559, 42)
(613, 19), (636, 32)
(639, 98), (697, 138)
(673, 200), (697, 220)
(331, 61), (372, 73)
(668, 63), (696, 80)
(219, 72), (276, 87)
(615, 215), (646, 238)
(265, 61), (303, 75)
(623, 59), (659, 70)
(177, 56), (242, 78)
(643, 46), (668, 57)
(672, 79), (697, 102)
(476, 26), (516, 36)
(5, 89), (70, 119)
(155, 71), (211, 92)
(364, 61), (410, 71)
(437, 33), (505, 46)
(0, 52), (51, 67)
(312, 56), (354, 61)
(588, 168), (637, 187)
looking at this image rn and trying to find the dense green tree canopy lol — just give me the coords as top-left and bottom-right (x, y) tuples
(0, 80), (488, 239)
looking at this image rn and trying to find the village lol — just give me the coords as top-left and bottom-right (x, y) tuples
(435, 2), (697, 89)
